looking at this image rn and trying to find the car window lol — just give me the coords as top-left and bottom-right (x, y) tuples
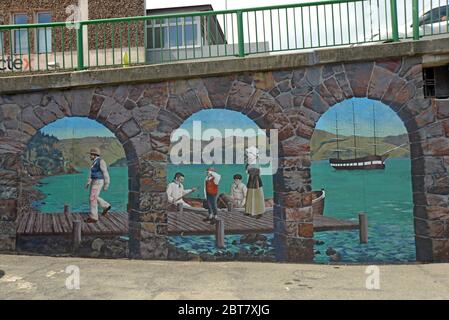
(430, 6), (447, 23)
(422, 6), (448, 25)
(434, 6), (448, 20)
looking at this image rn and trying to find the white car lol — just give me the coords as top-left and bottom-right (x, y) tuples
(416, 5), (449, 36)
(371, 5), (448, 41)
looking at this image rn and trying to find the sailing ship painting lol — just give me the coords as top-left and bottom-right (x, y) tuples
(329, 102), (389, 170)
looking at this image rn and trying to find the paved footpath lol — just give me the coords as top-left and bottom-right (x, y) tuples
(0, 254), (448, 299)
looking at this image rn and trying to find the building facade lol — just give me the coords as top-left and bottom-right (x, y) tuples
(145, 5), (269, 64)
(0, 0), (145, 70)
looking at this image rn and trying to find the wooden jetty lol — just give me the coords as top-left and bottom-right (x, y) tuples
(17, 208), (359, 237)
(17, 211), (128, 236)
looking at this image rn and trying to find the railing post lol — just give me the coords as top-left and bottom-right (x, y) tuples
(412, 0), (420, 40)
(390, 0), (399, 41)
(237, 10), (245, 57)
(77, 22), (84, 70)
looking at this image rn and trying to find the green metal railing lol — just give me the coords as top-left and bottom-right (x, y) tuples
(0, 0), (447, 74)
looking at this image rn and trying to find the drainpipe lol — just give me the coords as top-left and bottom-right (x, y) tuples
(78, 0), (89, 64)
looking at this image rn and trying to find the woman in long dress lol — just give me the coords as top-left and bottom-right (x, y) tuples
(244, 147), (265, 218)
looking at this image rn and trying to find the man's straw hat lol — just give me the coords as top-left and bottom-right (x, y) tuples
(88, 147), (101, 156)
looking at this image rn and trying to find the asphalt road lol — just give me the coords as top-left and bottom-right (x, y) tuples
(0, 254), (448, 299)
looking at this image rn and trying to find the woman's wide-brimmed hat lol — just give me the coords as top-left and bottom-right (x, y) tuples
(88, 147), (101, 156)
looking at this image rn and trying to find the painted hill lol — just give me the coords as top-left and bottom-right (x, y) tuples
(55, 137), (126, 168)
(310, 129), (410, 160)
(23, 131), (66, 176)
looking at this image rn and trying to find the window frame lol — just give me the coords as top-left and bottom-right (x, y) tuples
(146, 16), (202, 50)
(35, 11), (53, 54)
(12, 13), (29, 55)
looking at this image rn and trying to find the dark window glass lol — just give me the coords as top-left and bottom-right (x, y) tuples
(37, 12), (52, 53)
(147, 26), (165, 49)
(14, 14), (29, 54)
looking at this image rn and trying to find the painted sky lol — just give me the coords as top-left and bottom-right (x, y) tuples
(315, 98), (407, 137)
(40, 117), (114, 139)
(177, 109), (262, 139)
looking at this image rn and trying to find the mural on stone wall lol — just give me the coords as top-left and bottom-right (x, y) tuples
(165, 99), (414, 263)
(23, 117), (128, 213)
(166, 109), (277, 261)
(2, 56), (449, 262)
(311, 98), (414, 263)
(17, 117), (129, 256)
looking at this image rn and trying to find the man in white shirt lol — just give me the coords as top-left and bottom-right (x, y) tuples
(166, 172), (196, 208)
(85, 147), (111, 223)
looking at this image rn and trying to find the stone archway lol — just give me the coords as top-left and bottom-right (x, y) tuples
(0, 87), (144, 256)
(0, 54), (448, 262)
(127, 56), (439, 262)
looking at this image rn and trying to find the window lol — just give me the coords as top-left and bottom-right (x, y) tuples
(147, 16), (199, 49)
(13, 13), (29, 54)
(36, 12), (52, 53)
(423, 65), (449, 98)
(420, 6), (449, 25)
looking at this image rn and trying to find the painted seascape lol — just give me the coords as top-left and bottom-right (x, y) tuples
(23, 97), (414, 263)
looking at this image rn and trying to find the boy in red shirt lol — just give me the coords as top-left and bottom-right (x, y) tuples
(204, 168), (221, 223)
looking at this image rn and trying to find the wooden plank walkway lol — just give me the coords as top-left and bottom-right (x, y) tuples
(168, 209), (274, 236)
(17, 211), (128, 236)
(313, 215), (359, 232)
(16, 209), (359, 236)
(167, 208), (359, 236)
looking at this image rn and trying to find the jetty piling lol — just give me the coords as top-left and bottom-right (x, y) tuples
(359, 212), (368, 243)
(72, 220), (82, 251)
(215, 218), (225, 248)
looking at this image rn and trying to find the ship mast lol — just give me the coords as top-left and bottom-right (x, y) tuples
(373, 104), (377, 156)
(352, 102), (357, 159)
(335, 111), (340, 160)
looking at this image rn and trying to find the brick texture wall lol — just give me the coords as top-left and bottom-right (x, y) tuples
(87, 0), (145, 51)
(0, 0), (145, 55)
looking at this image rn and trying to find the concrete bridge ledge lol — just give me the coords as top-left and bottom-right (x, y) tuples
(0, 37), (448, 94)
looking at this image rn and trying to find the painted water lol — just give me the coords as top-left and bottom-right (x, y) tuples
(312, 158), (415, 263)
(33, 167), (129, 213)
(168, 158), (416, 263)
(33, 158), (415, 263)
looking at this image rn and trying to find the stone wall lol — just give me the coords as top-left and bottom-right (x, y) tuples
(17, 235), (128, 258)
(0, 53), (448, 262)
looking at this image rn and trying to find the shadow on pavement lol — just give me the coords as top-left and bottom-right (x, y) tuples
(0, 270), (4, 279)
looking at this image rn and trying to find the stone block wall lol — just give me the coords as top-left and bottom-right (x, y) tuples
(0, 54), (448, 262)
